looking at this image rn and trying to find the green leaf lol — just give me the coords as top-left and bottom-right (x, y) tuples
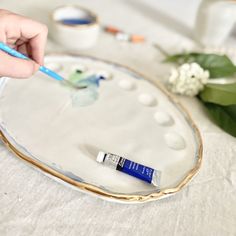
(199, 83), (236, 105)
(164, 53), (236, 78)
(164, 53), (199, 64)
(204, 103), (236, 137)
(195, 54), (236, 78)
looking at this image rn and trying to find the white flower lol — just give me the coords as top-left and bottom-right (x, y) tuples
(168, 63), (209, 96)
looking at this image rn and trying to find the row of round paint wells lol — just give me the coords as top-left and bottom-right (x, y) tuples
(118, 79), (186, 151)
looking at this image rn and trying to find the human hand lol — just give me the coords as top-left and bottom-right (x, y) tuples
(0, 9), (48, 78)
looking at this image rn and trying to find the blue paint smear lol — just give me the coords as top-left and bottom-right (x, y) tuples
(60, 18), (93, 25)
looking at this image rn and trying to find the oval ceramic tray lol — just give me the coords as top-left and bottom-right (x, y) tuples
(0, 55), (202, 203)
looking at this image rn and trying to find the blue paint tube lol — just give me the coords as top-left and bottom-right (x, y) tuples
(96, 152), (161, 187)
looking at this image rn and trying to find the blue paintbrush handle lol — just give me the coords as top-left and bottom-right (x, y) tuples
(0, 42), (64, 81)
(39, 66), (64, 81)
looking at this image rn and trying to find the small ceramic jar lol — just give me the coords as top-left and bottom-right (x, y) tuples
(51, 5), (100, 50)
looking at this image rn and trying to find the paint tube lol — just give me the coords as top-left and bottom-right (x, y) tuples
(96, 151), (161, 187)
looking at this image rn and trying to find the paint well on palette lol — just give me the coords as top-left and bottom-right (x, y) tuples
(70, 64), (87, 73)
(118, 79), (135, 90)
(154, 111), (174, 126)
(96, 70), (113, 80)
(164, 132), (186, 150)
(138, 94), (157, 106)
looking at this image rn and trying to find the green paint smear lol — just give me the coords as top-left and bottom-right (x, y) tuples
(68, 72), (85, 84)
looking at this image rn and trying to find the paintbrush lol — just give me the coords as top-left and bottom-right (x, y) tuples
(0, 42), (86, 90)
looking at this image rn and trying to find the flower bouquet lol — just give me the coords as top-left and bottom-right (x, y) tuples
(164, 52), (236, 137)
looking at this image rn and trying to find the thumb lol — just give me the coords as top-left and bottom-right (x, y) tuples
(0, 51), (39, 78)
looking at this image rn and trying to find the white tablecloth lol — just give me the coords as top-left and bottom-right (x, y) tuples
(0, 1), (236, 235)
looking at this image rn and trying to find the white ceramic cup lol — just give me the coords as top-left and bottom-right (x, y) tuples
(51, 5), (100, 50)
(194, 0), (236, 46)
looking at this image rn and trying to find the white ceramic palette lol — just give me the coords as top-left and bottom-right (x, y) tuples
(0, 55), (202, 203)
